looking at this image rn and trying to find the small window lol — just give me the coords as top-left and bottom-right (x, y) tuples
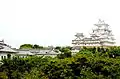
(4, 56), (6, 59)
(1, 56), (3, 60)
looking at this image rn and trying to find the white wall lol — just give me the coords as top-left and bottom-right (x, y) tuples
(0, 53), (7, 60)
(0, 53), (15, 60)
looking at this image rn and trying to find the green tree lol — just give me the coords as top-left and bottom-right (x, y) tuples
(33, 44), (40, 49)
(19, 44), (33, 49)
(55, 46), (61, 50)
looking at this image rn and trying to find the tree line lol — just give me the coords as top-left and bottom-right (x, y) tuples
(19, 44), (44, 49)
(1, 46), (120, 79)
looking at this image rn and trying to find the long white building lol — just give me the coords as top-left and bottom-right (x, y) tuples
(0, 40), (60, 60)
(72, 19), (115, 47)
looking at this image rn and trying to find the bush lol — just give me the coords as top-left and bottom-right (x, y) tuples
(1, 46), (120, 79)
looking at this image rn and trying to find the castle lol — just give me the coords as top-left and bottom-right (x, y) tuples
(72, 19), (115, 47)
(0, 19), (116, 60)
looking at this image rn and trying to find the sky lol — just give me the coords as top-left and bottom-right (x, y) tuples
(0, 0), (120, 48)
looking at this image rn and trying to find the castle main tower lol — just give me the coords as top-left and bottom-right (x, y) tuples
(72, 19), (115, 47)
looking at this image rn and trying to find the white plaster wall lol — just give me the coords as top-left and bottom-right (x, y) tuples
(0, 53), (7, 60)
(0, 53), (15, 60)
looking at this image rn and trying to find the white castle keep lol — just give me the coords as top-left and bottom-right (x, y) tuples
(72, 19), (115, 47)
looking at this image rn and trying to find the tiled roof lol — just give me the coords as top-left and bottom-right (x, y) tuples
(0, 41), (61, 55)
(0, 45), (17, 53)
(16, 49), (60, 55)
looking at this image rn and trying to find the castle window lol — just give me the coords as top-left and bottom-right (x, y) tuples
(4, 56), (6, 59)
(1, 56), (3, 60)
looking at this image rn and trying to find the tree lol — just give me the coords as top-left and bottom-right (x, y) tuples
(20, 44), (33, 49)
(33, 44), (40, 49)
(20, 44), (44, 49)
(55, 46), (61, 50)
(57, 48), (72, 59)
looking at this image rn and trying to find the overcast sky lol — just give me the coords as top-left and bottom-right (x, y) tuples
(0, 0), (120, 48)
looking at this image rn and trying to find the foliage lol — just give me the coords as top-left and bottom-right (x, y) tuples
(19, 44), (43, 49)
(33, 44), (43, 49)
(57, 47), (72, 59)
(20, 44), (33, 49)
(1, 46), (120, 79)
(0, 72), (8, 79)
